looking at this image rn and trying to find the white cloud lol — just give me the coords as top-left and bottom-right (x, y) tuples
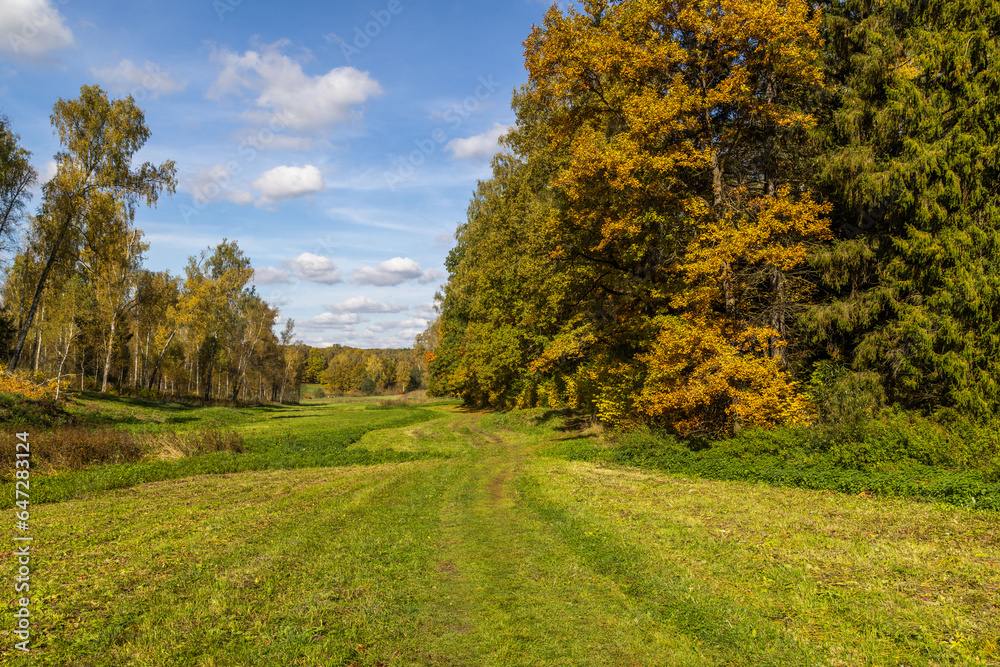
(327, 296), (406, 313)
(208, 40), (382, 133)
(369, 318), (430, 333)
(253, 266), (292, 285)
(0, 0), (75, 60)
(287, 252), (341, 284)
(412, 302), (439, 319)
(418, 268), (446, 285)
(184, 164), (254, 207)
(252, 165), (324, 204)
(352, 257), (445, 286)
(90, 59), (186, 99)
(184, 164), (322, 209)
(39, 160), (57, 183)
(268, 294), (292, 308)
(445, 122), (510, 161)
(351, 257), (421, 286)
(299, 336), (343, 348)
(299, 312), (360, 330)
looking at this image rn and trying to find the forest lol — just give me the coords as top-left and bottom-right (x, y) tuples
(0, 1), (997, 661)
(426, 0), (1000, 449)
(0, 85), (426, 405)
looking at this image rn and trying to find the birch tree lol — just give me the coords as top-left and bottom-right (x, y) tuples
(7, 85), (175, 370)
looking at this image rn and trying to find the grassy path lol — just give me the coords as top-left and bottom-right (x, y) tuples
(1, 402), (997, 665)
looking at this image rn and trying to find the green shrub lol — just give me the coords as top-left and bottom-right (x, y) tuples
(0, 393), (75, 427)
(534, 403), (1000, 511)
(805, 360), (885, 438)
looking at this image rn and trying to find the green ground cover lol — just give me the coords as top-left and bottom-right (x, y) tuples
(0, 393), (447, 507)
(0, 398), (996, 665)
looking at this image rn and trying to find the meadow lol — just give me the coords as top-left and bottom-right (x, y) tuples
(0, 394), (996, 666)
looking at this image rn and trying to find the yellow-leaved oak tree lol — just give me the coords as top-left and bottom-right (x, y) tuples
(520, 0), (830, 433)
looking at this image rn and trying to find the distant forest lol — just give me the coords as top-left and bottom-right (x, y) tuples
(0, 85), (426, 404)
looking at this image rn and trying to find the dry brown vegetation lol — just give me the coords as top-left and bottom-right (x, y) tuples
(0, 426), (245, 477)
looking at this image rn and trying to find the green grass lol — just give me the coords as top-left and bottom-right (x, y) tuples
(532, 415), (1000, 512)
(1, 402), (997, 665)
(0, 394), (449, 507)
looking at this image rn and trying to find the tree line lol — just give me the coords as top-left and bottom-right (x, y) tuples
(0, 85), (304, 403)
(298, 345), (427, 396)
(426, 0), (1000, 435)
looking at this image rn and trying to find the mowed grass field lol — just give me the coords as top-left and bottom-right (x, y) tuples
(1, 397), (998, 666)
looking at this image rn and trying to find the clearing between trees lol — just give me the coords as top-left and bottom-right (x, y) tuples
(1, 396), (997, 666)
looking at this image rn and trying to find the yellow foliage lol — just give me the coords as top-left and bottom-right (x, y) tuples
(587, 360), (645, 428)
(692, 187), (832, 270)
(0, 365), (64, 401)
(528, 319), (597, 375)
(635, 317), (812, 436)
(515, 381), (538, 409)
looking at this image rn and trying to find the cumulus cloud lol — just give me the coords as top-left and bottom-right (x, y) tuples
(0, 0), (75, 60)
(184, 164), (322, 208)
(298, 312), (360, 331)
(287, 252), (342, 284)
(352, 257), (445, 286)
(327, 296), (406, 313)
(445, 122), (510, 161)
(368, 318), (430, 333)
(184, 164), (255, 207)
(268, 294), (292, 308)
(418, 268), (446, 285)
(252, 266), (292, 285)
(39, 160), (57, 183)
(252, 165), (324, 204)
(412, 302), (439, 319)
(207, 40), (382, 133)
(90, 59), (186, 99)
(351, 257), (420, 286)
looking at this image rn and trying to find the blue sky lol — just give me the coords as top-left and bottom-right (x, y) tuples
(0, 0), (560, 348)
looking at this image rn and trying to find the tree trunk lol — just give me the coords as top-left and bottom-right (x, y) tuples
(203, 337), (217, 402)
(132, 331), (139, 389)
(143, 329), (151, 387)
(147, 329), (176, 391)
(31, 323), (40, 373)
(101, 314), (117, 392)
(768, 266), (788, 367)
(9, 212), (72, 369)
(54, 320), (74, 402)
